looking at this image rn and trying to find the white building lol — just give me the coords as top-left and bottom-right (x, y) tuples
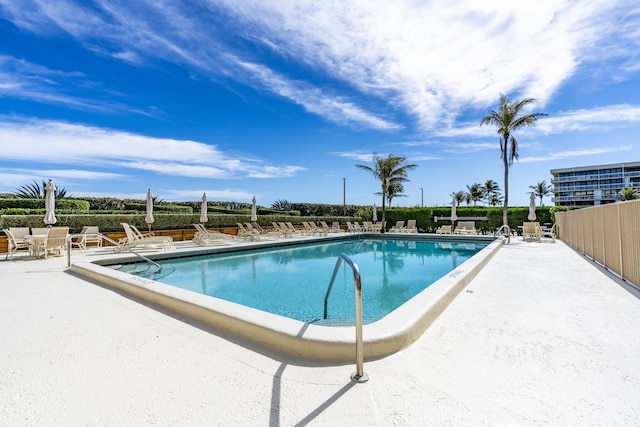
(550, 161), (640, 206)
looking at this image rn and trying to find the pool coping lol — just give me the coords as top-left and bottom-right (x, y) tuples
(69, 234), (504, 362)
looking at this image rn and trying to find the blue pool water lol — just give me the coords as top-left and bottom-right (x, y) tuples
(130, 237), (487, 325)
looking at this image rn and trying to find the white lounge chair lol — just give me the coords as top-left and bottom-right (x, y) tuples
(436, 225), (453, 234)
(454, 221), (477, 235)
(402, 219), (418, 233)
(120, 223), (172, 251)
(43, 227), (69, 259)
(70, 226), (102, 253)
(522, 222), (541, 242)
(389, 221), (405, 232)
(3, 229), (30, 260)
(537, 223), (556, 243)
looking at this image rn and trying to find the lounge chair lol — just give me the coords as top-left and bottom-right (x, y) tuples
(120, 223), (172, 251)
(286, 222), (305, 236)
(436, 225), (453, 235)
(522, 222), (541, 242)
(131, 225), (173, 245)
(389, 221), (405, 232)
(43, 227), (69, 259)
(537, 223), (556, 243)
(3, 229), (30, 260)
(346, 221), (363, 233)
(305, 222), (326, 235)
(192, 224), (235, 246)
(70, 226), (102, 253)
(332, 222), (344, 233)
(320, 221), (340, 233)
(454, 221), (477, 235)
(237, 223), (260, 240)
(402, 219), (418, 233)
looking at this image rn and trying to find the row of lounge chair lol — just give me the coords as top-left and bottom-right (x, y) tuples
(435, 221), (478, 235)
(388, 220), (418, 233)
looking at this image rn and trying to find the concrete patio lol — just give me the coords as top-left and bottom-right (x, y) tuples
(1, 238), (639, 426)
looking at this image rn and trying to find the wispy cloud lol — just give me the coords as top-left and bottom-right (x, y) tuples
(520, 146), (632, 163)
(3, 1), (637, 132)
(0, 117), (305, 179)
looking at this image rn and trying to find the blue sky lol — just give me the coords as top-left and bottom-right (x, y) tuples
(1, 1), (639, 208)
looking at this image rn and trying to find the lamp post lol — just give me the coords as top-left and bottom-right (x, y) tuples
(343, 178), (346, 216)
(420, 187), (423, 208)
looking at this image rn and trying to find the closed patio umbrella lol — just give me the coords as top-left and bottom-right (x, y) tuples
(450, 197), (458, 226)
(251, 196), (257, 222)
(44, 179), (57, 226)
(145, 188), (154, 231)
(200, 193), (208, 223)
(528, 192), (537, 221)
(372, 204), (378, 223)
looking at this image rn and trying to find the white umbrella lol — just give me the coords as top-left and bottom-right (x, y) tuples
(200, 193), (208, 223)
(450, 198), (458, 225)
(44, 179), (57, 226)
(251, 196), (257, 222)
(372, 204), (378, 223)
(145, 188), (154, 231)
(528, 192), (537, 221)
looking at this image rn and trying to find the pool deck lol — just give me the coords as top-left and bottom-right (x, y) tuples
(1, 236), (639, 426)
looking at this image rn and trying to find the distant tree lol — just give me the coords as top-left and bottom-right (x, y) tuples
(271, 199), (292, 211)
(466, 183), (485, 206)
(449, 190), (465, 205)
(482, 179), (501, 205)
(14, 180), (69, 199)
(487, 193), (504, 207)
(377, 182), (406, 207)
(356, 153), (418, 227)
(480, 94), (547, 225)
(464, 192), (472, 206)
(617, 187), (640, 201)
(529, 180), (553, 206)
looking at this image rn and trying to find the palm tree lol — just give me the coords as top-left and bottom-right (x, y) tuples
(356, 153), (418, 228)
(529, 180), (553, 206)
(482, 179), (501, 205)
(377, 182), (406, 207)
(466, 183), (485, 206)
(449, 190), (465, 205)
(618, 187), (640, 201)
(488, 193), (504, 207)
(14, 180), (68, 199)
(480, 94), (547, 225)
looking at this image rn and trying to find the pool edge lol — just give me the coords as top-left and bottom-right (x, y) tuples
(69, 237), (504, 362)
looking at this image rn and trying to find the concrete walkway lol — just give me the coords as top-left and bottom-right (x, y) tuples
(1, 239), (639, 426)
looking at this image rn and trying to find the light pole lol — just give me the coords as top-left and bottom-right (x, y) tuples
(343, 178), (346, 216)
(420, 187), (423, 208)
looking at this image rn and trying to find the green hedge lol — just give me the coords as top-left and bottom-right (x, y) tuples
(0, 198), (90, 213)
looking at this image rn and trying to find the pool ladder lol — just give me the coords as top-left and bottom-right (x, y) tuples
(324, 253), (368, 383)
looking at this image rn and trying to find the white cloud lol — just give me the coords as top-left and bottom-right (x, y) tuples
(1, 1), (638, 132)
(520, 146), (632, 163)
(0, 117), (305, 179)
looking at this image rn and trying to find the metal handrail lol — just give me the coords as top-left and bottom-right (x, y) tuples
(324, 253), (368, 383)
(65, 233), (161, 272)
(494, 225), (511, 244)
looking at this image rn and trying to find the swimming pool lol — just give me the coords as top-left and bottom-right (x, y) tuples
(126, 238), (487, 325)
(70, 234), (503, 361)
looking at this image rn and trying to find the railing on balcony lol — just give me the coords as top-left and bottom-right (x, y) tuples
(555, 199), (640, 288)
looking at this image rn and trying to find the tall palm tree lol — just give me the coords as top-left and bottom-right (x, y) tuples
(529, 180), (553, 206)
(356, 153), (418, 227)
(482, 179), (501, 205)
(466, 183), (485, 206)
(480, 94), (547, 225)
